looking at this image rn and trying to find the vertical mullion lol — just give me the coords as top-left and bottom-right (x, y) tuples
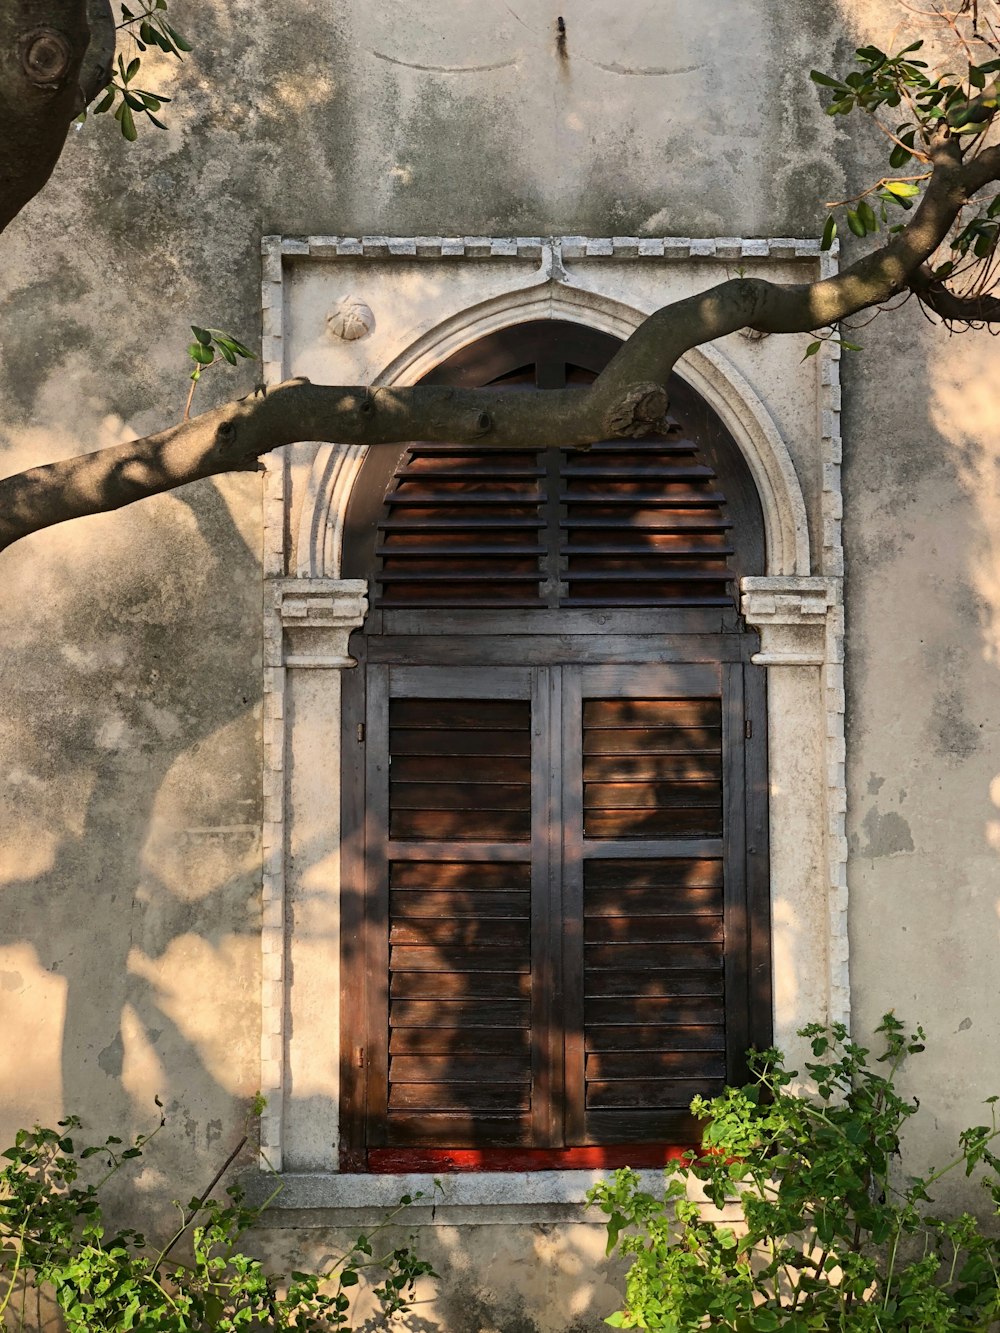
(531, 667), (563, 1145)
(561, 667), (586, 1145)
(722, 662), (750, 1082)
(743, 662), (773, 1052)
(364, 664), (391, 1149)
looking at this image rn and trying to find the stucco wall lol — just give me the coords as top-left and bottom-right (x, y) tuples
(0, 0), (998, 1328)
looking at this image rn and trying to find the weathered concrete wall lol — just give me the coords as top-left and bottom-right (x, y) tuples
(0, 0), (997, 1326)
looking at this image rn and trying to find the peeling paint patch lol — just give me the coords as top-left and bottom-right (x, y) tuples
(958, 1017), (972, 1031)
(97, 1031), (124, 1076)
(858, 807), (914, 858)
(866, 773), (885, 795)
(0, 971), (23, 992)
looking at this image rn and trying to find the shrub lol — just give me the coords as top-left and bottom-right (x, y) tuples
(0, 1102), (437, 1330)
(590, 1015), (1000, 1331)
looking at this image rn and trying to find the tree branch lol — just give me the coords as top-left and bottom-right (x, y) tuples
(0, 0), (92, 233)
(4, 125), (1000, 552)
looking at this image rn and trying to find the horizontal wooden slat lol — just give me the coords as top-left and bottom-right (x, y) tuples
(390, 1027), (531, 1055)
(391, 918), (529, 946)
(561, 491), (725, 506)
(391, 945), (529, 973)
(391, 781), (530, 811)
(391, 970), (530, 999)
(389, 699), (529, 729)
(587, 1079), (724, 1109)
(391, 890), (530, 918)
(584, 699), (721, 728)
(583, 754), (722, 781)
(585, 942), (723, 970)
(584, 781), (721, 810)
(391, 999), (530, 1027)
(585, 885), (722, 916)
(586, 1051), (726, 1080)
(583, 728), (721, 754)
(381, 570), (542, 583)
(385, 1114), (533, 1147)
(390, 1055), (531, 1083)
(390, 861), (531, 889)
(561, 465), (717, 480)
(586, 996), (725, 1025)
(391, 810), (532, 840)
(585, 1023), (725, 1052)
(562, 594), (733, 608)
(390, 729), (531, 757)
(391, 755), (531, 783)
(389, 1083), (531, 1111)
(585, 859), (723, 891)
(582, 1109), (703, 1144)
(585, 915), (723, 943)
(585, 970), (724, 999)
(584, 809), (723, 838)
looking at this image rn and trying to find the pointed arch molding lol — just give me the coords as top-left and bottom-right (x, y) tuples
(293, 284), (811, 580)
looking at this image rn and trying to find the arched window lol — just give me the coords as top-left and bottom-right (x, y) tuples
(338, 321), (771, 1172)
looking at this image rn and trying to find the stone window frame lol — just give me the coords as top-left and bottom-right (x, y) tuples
(253, 235), (847, 1212)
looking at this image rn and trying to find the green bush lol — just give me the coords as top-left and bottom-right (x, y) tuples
(590, 1015), (1000, 1331)
(0, 1103), (437, 1330)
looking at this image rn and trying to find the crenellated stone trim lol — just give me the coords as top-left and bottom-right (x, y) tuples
(264, 234), (833, 263)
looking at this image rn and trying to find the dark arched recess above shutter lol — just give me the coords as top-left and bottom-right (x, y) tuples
(342, 321), (765, 623)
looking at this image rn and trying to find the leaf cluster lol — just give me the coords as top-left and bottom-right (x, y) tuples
(83, 2), (191, 140)
(589, 1015), (1000, 1331)
(187, 328), (256, 383)
(0, 1114), (437, 1331)
(811, 39), (1000, 280)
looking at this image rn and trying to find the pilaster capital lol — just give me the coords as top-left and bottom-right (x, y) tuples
(740, 576), (838, 666)
(265, 578), (369, 668)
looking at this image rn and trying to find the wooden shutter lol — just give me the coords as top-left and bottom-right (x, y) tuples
(561, 665), (742, 1147)
(374, 440), (736, 611)
(364, 667), (537, 1150)
(349, 661), (763, 1164)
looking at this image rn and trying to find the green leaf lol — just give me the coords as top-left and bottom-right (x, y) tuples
(187, 342), (214, 365)
(802, 341), (822, 361)
(191, 325), (213, 346)
(810, 70), (847, 89)
(125, 56), (140, 83)
(847, 209), (866, 237)
(92, 88), (116, 114)
(884, 179), (920, 198)
(118, 102), (137, 141)
(889, 142), (912, 168)
(858, 200), (878, 233)
(821, 215), (837, 250)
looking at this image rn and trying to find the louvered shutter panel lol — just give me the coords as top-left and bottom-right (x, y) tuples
(375, 441), (736, 611)
(561, 665), (741, 1147)
(365, 668), (538, 1149)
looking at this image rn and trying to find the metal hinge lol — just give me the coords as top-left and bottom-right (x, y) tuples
(356, 723), (365, 744)
(745, 719), (753, 740)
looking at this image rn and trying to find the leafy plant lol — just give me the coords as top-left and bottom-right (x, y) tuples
(0, 1103), (437, 1330)
(82, 2), (191, 140)
(590, 1015), (1000, 1331)
(185, 326), (256, 419)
